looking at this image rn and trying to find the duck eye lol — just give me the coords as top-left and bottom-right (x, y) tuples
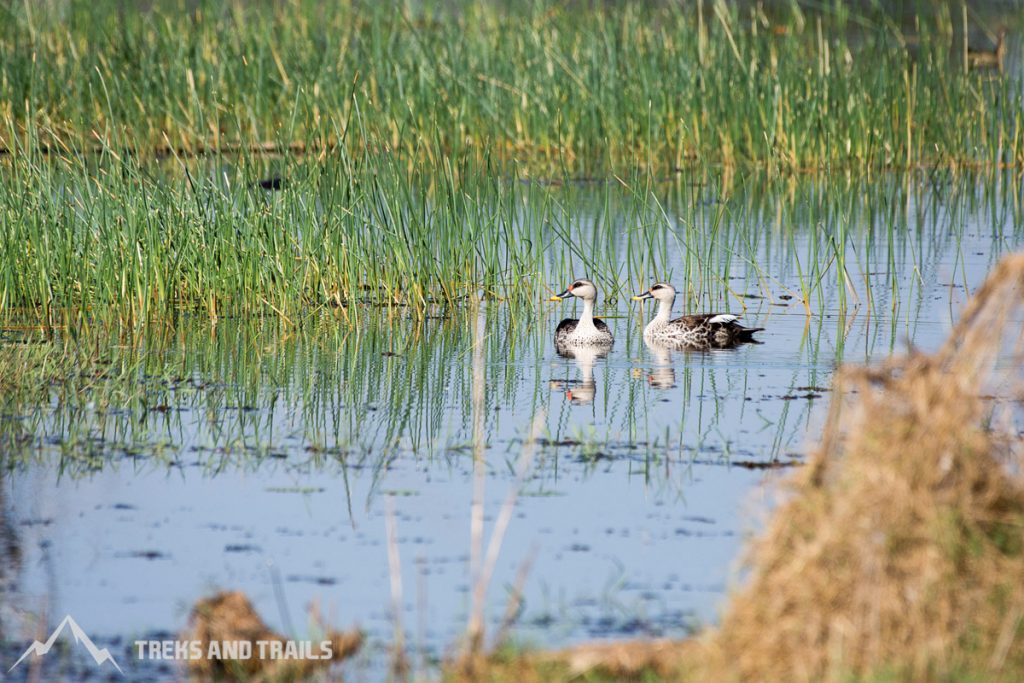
(572, 281), (583, 288)
(651, 284), (663, 291)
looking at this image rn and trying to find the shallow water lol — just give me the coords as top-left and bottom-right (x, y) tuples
(1, 170), (1023, 680)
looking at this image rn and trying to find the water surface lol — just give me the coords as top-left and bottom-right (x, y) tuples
(2, 170), (1022, 679)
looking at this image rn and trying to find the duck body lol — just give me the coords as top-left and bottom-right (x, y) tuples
(549, 278), (614, 348)
(555, 316), (613, 347)
(643, 312), (761, 347)
(634, 282), (762, 349)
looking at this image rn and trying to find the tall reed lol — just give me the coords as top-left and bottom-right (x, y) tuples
(1, 0), (1020, 173)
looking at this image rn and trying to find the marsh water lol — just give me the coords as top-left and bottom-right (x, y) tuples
(2, 169), (1023, 679)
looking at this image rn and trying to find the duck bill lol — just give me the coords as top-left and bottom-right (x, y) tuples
(549, 288), (572, 301)
(631, 291), (654, 301)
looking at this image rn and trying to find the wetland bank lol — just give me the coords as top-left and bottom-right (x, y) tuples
(2, 0), (1024, 680)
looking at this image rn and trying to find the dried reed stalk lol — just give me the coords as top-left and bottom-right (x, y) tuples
(706, 254), (1024, 681)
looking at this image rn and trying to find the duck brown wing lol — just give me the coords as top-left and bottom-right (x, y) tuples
(593, 318), (611, 333)
(672, 313), (763, 341)
(669, 314), (720, 328)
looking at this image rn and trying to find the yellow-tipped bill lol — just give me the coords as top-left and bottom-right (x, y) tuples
(632, 291), (654, 301)
(549, 287), (572, 301)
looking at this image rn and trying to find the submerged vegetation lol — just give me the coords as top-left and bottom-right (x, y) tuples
(0, 304), (823, 472)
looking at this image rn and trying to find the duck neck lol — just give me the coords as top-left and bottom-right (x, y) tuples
(577, 297), (597, 332)
(644, 295), (674, 335)
(654, 295), (674, 324)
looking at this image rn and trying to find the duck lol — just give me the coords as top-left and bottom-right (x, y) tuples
(967, 28), (1007, 71)
(632, 282), (763, 347)
(549, 278), (614, 347)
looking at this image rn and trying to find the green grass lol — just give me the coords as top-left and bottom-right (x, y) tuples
(0, 1), (1022, 324)
(1, 144), (1021, 326)
(1, 0), (1021, 172)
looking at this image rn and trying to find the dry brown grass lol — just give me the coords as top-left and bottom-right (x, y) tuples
(454, 254), (1024, 682)
(699, 253), (1024, 681)
(185, 591), (362, 682)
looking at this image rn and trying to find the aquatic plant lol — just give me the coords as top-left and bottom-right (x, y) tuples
(2, 0), (1022, 324)
(2, 143), (1019, 326)
(1, 1), (1021, 173)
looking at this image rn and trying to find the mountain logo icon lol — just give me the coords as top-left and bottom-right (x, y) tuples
(8, 615), (123, 674)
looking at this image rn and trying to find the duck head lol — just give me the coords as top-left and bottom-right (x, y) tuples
(631, 282), (676, 302)
(550, 278), (598, 302)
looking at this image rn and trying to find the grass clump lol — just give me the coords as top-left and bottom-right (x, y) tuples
(186, 591), (362, 681)
(700, 253), (1024, 680)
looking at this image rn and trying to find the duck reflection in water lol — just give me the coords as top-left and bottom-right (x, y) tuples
(552, 343), (608, 405)
(644, 338), (678, 389)
(641, 332), (763, 390)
